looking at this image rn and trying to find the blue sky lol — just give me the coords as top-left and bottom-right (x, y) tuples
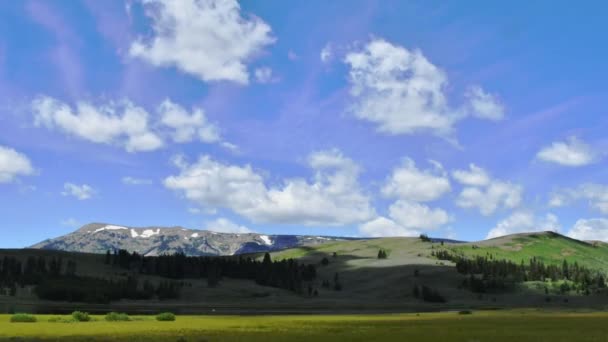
(1, 0), (608, 248)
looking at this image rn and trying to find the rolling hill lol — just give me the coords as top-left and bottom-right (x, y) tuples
(3, 230), (608, 314)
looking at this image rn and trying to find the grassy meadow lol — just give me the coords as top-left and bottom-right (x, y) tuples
(1, 311), (608, 341)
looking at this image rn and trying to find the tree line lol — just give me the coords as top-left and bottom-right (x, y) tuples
(0, 250), (318, 303)
(433, 250), (606, 294)
(106, 249), (317, 293)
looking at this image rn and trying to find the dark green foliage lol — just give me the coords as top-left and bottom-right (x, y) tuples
(34, 275), (162, 303)
(10, 313), (37, 323)
(434, 250), (606, 294)
(105, 312), (130, 321)
(1, 250), (317, 304)
(156, 312), (176, 321)
(419, 234), (431, 242)
(458, 310), (473, 315)
(333, 272), (342, 291)
(377, 249), (388, 259)
(71, 311), (90, 322)
(321, 257), (330, 266)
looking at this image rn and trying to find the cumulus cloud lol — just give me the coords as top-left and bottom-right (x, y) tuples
(360, 157), (451, 237)
(536, 136), (596, 167)
(32, 96), (163, 152)
(32, 96), (232, 152)
(567, 218), (608, 242)
(486, 211), (560, 239)
(62, 182), (95, 200)
(158, 99), (221, 143)
(549, 183), (608, 214)
(254, 67), (278, 83)
(465, 86), (504, 121)
(359, 216), (420, 237)
(388, 200), (450, 230)
(343, 38), (503, 138)
(204, 217), (252, 234)
(122, 176), (153, 185)
(453, 164), (522, 216)
(382, 158), (451, 202)
(451, 163), (490, 187)
(164, 149), (375, 225)
(0, 146), (35, 183)
(129, 0), (274, 84)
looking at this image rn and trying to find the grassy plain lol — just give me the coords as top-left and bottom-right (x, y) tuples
(1, 311), (608, 341)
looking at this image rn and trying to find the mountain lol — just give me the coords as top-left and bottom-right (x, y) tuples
(30, 223), (353, 256)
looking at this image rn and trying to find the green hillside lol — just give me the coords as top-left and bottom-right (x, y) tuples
(447, 232), (608, 272)
(269, 232), (608, 272)
(3, 231), (608, 314)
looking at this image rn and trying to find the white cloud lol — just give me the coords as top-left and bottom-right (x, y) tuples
(158, 99), (221, 143)
(320, 43), (333, 63)
(254, 67), (278, 83)
(122, 176), (153, 185)
(343, 38), (502, 138)
(32, 96), (163, 152)
(567, 218), (608, 242)
(204, 217), (252, 234)
(32, 96), (232, 151)
(549, 183), (608, 214)
(388, 200), (450, 230)
(486, 211), (560, 239)
(451, 163), (490, 187)
(382, 158), (450, 202)
(0, 145), (35, 183)
(359, 216), (420, 237)
(129, 0), (274, 84)
(62, 182), (95, 200)
(465, 86), (504, 121)
(164, 149), (375, 225)
(61, 218), (80, 228)
(453, 164), (522, 216)
(536, 136), (596, 167)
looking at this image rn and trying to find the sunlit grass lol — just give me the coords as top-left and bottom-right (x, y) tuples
(1, 310), (608, 341)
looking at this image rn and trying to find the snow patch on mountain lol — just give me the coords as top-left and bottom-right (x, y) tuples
(93, 225), (128, 233)
(140, 229), (160, 238)
(259, 235), (272, 245)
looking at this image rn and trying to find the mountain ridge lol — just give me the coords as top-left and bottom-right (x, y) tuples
(31, 222), (356, 256)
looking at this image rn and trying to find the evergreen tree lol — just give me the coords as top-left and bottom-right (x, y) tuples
(105, 250), (111, 265)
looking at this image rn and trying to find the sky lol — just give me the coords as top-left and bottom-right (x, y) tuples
(1, 0), (608, 248)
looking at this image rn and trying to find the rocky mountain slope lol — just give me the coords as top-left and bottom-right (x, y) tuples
(30, 223), (352, 256)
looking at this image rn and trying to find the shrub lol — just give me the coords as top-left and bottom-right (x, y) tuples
(72, 311), (90, 322)
(458, 310), (473, 315)
(156, 312), (176, 321)
(10, 313), (37, 323)
(105, 312), (130, 322)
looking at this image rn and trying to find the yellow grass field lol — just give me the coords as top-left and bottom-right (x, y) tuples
(1, 310), (608, 341)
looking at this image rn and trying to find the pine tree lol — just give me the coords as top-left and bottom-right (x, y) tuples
(333, 272), (342, 291)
